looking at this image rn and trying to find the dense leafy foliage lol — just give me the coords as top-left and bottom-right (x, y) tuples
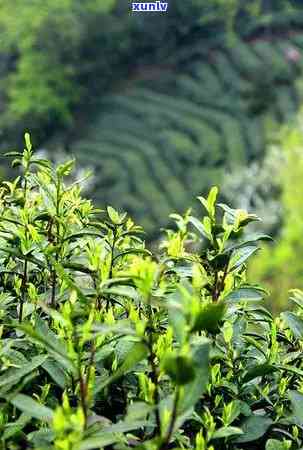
(2, 136), (303, 449)
(0, 0), (116, 133)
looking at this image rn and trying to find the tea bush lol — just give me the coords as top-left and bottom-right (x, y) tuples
(1, 135), (303, 450)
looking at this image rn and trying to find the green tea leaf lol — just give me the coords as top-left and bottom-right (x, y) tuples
(228, 245), (259, 272)
(101, 285), (139, 300)
(289, 390), (303, 424)
(42, 359), (67, 389)
(94, 342), (147, 394)
(242, 364), (276, 383)
(17, 322), (75, 374)
(192, 301), (226, 334)
(266, 439), (290, 450)
(0, 355), (47, 389)
(225, 287), (265, 303)
(212, 426), (243, 439)
(56, 159), (75, 177)
(162, 354), (195, 385)
(3, 413), (31, 439)
(180, 339), (210, 413)
(24, 132), (32, 151)
(281, 312), (303, 339)
(188, 216), (212, 240)
(79, 419), (147, 450)
(113, 248), (152, 262)
(11, 394), (53, 422)
(233, 415), (273, 443)
(107, 206), (121, 224)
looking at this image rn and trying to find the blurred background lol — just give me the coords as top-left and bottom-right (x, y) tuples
(1, 0), (303, 312)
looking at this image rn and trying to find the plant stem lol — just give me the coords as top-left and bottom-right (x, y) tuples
(107, 228), (117, 311)
(146, 301), (161, 437)
(212, 263), (228, 302)
(159, 386), (180, 450)
(51, 178), (61, 309)
(79, 368), (88, 429)
(19, 259), (28, 323)
(85, 342), (96, 398)
(19, 172), (29, 323)
(149, 335), (161, 435)
(47, 217), (58, 309)
(109, 226), (118, 279)
(212, 270), (218, 302)
(50, 268), (57, 308)
(76, 344), (88, 429)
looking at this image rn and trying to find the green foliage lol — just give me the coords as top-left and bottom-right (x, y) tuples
(1, 135), (303, 449)
(222, 144), (283, 237)
(2, 0), (303, 236)
(73, 34), (303, 236)
(0, 0), (116, 130)
(249, 110), (303, 312)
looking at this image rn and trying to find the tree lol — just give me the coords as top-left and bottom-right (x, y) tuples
(0, 0), (116, 138)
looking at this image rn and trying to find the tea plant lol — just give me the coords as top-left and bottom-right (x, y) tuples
(1, 135), (303, 450)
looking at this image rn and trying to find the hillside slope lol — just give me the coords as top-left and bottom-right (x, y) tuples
(72, 35), (303, 235)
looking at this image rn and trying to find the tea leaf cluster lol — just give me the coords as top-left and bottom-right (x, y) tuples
(1, 136), (303, 450)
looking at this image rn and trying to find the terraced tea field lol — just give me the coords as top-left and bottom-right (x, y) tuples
(73, 35), (303, 236)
